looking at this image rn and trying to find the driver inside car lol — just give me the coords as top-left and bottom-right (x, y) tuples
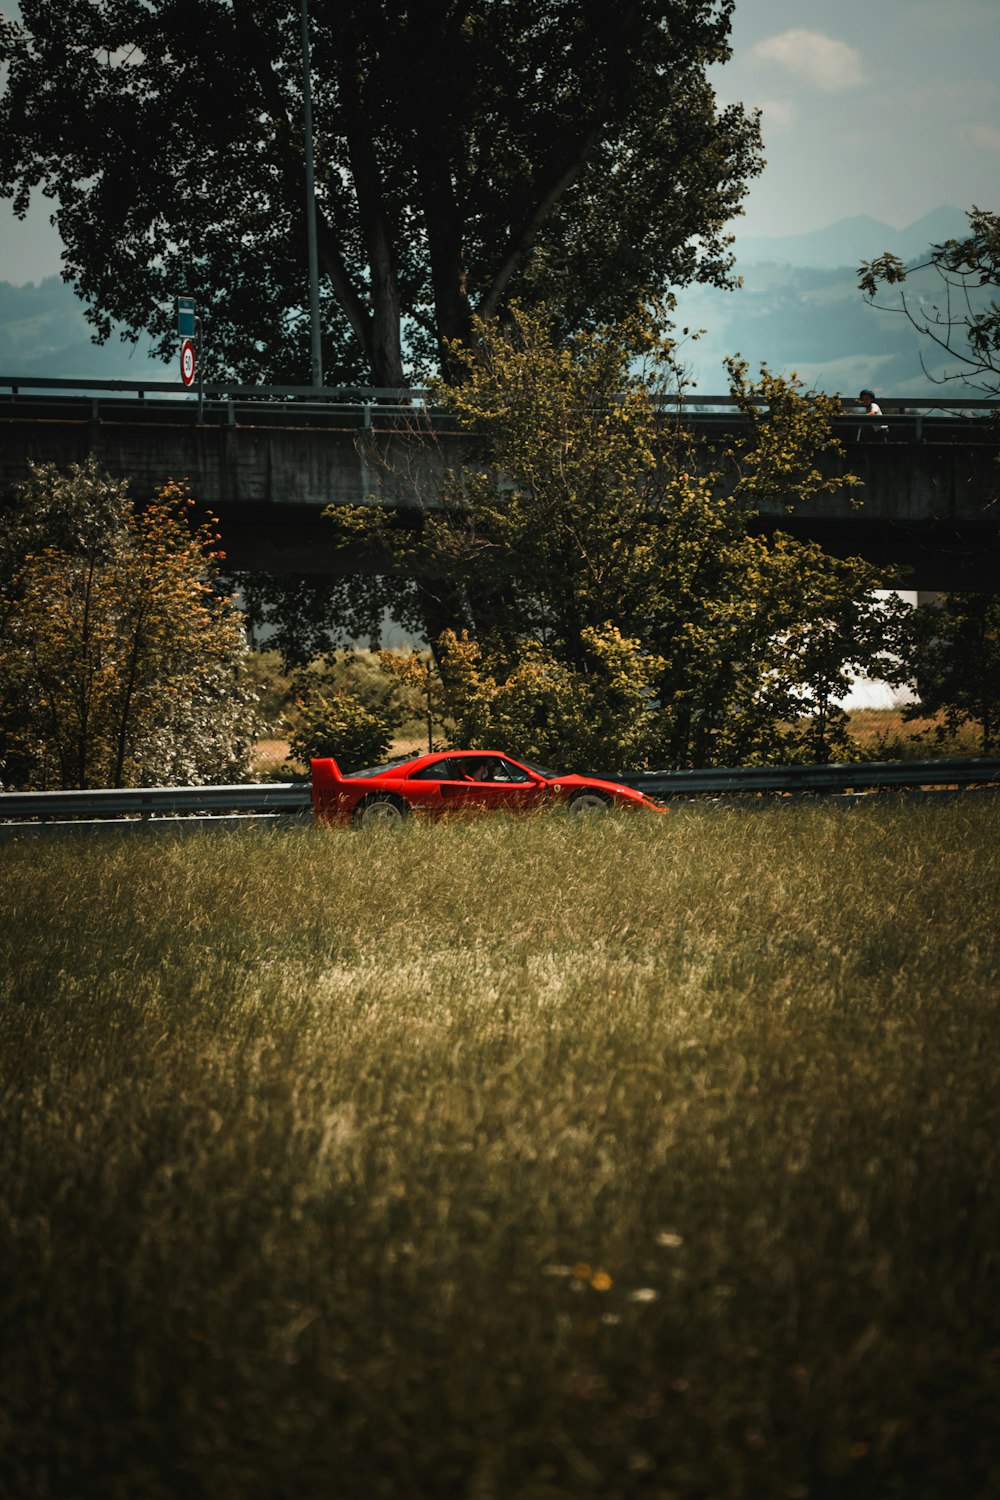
(459, 759), (498, 782)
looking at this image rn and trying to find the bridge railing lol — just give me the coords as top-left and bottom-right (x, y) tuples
(0, 376), (438, 430)
(1, 375), (996, 437)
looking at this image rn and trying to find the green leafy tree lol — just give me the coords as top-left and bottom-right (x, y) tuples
(287, 689), (397, 774)
(285, 648), (426, 769)
(0, 1), (761, 386)
(902, 594), (1000, 754)
(434, 624), (664, 770)
(328, 302), (907, 767)
(0, 461), (259, 789)
(238, 575), (369, 668)
(858, 207), (1000, 392)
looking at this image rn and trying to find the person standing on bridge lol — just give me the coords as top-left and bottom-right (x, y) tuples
(858, 388), (889, 440)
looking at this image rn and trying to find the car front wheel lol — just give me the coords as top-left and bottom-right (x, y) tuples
(353, 794), (408, 828)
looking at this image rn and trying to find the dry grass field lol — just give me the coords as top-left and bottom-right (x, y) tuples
(2, 798), (999, 1499)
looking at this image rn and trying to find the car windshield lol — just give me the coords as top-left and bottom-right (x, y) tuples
(349, 756), (414, 778)
(518, 758), (559, 779)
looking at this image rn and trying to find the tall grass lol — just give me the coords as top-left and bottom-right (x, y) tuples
(2, 801), (999, 1500)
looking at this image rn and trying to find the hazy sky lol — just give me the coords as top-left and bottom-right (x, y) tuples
(0, 0), (997, 283)
(718, 0), (1000, 237)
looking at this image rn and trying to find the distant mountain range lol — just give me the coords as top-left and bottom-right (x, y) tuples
(672, 205), (986, 398)
(0, 206), (986, 397)
(731, 205), (970, 271)
(0, 276), (167, 381)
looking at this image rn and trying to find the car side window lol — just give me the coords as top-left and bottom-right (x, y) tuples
(408, 759), (453, 781)
(495, 758), (531, 783)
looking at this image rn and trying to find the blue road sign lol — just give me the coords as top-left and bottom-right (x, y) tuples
(177, 296), (196, 338)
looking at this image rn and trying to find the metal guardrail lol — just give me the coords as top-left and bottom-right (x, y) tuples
(0, 782), (312, 839)
(1, 758), (997, 838)
(606, 755), (1000, 798)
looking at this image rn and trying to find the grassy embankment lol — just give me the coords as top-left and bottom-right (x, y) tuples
(2, 800), (999, 1499)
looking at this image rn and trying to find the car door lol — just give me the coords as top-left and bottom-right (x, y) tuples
(434, 755), (543, 813)
(400, 755), (539, 815)
(398, 756), (458, 814)
(433, 758), (498, 814)
(463, 755), (542, 812)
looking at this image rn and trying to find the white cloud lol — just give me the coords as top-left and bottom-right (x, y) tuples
(961, 122), (1000, 152)
(751, 29), (867, 93)
(759, 99), (797, 133)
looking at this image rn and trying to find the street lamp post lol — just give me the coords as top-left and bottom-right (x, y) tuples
(300, 0), (323, 390)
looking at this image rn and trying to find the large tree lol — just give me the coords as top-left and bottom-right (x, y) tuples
(0, 0), (762, 386)
(328, 303), (910, 768)
(0, 461), (259, 789)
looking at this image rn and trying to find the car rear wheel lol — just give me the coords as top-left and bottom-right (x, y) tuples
(353, 794), (408, 828)
(567, 789), (612, 815)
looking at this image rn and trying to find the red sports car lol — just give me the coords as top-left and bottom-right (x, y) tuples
(311, 750), (667, 828)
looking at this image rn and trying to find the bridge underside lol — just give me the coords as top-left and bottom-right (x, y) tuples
(1, 405), (997, 592)
(750, 516), (1000, 593)
(207, 501), (1000, 593)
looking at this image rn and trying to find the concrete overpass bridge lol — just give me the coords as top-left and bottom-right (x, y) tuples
(1, 377), (997, 590)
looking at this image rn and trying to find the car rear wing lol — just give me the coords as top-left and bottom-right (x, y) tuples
(310, 758), (343, 820)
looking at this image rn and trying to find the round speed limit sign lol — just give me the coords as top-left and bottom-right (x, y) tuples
(180, 337), (196, 387)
